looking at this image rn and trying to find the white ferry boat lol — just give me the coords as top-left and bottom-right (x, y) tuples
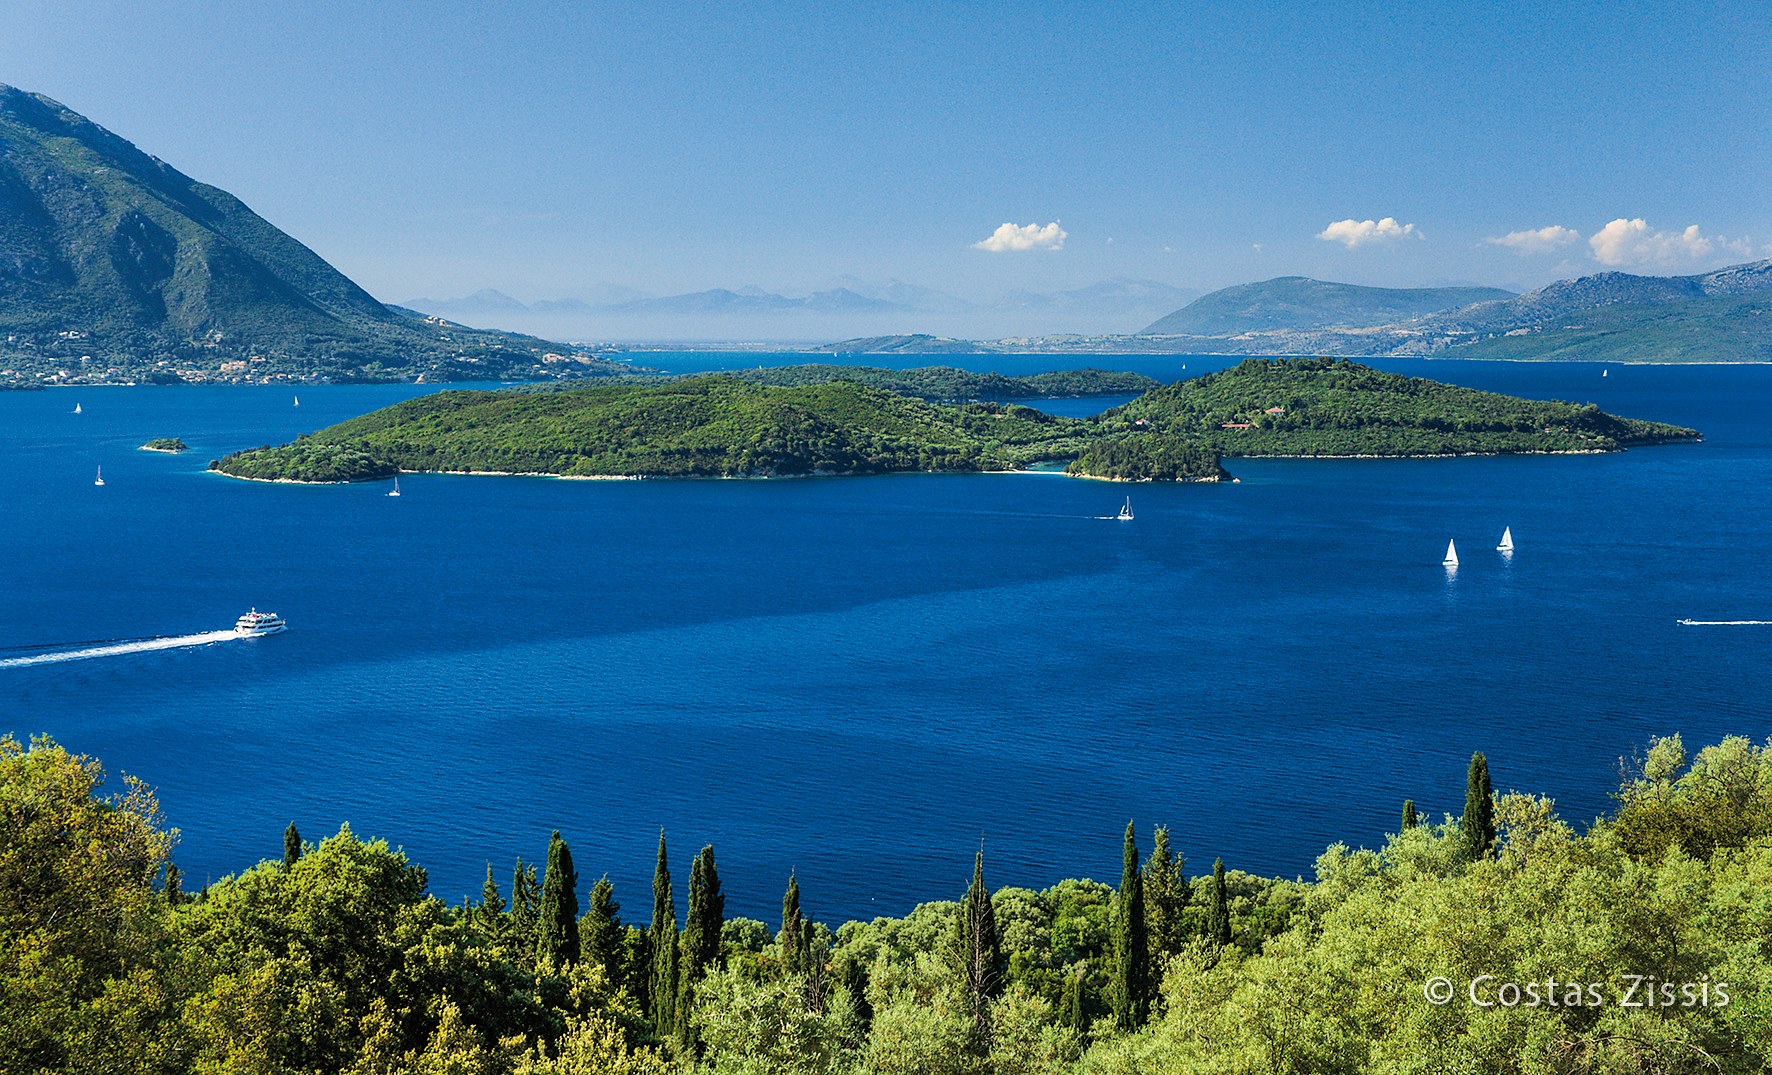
(235, 609), (287, 637)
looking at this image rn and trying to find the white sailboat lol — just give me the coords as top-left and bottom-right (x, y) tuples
(387, 477), (401, 498)
(73, 402), (82, 414)
(93, 465), (105, 487)
(1442, 538), (1458, 567)
(293, 395), (300, 407)
(1497, 526), (1514, 552)
(1602, 369), (1609, 378)
(1116, 496), (1133, 521)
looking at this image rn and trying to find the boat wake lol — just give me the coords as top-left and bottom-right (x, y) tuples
(0, 629), (241, 668)
(1677, 619), (1772, 626)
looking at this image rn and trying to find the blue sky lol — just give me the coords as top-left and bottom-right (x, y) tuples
(2, 0), (1768, 307)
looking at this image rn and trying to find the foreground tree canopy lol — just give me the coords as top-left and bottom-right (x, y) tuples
(5, 731), (1772, 1073)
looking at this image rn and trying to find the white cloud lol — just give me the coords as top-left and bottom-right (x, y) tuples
(1486, 225), (1580, 255)
(1588, 218), (1721, 268)
(973, 221), (1067, 252)
(1317, 217), (1420, 248)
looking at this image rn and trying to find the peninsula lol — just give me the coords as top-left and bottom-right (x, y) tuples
(212, 359), (1698, 484)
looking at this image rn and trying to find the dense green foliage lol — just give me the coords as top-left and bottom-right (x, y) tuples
(715, 364), (1160, 401)
(141, 437), (187, 452)
(211, 440), (398, 482)
(0, 85), (632, 387)
(13, 731), (1772, 1071)
(1064, 436), (1228, 482)
(211, 359), (1696, 485)
(1099, 357), (1700, 457)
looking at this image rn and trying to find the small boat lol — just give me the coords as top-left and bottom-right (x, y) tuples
(1117, 496), (1133, 521)
(293, 395), (300, 407)
(234, 608), (287, 637)
(93, 466), (104, 487)
(1497, 526), (1514, 552)
(73, 402), (82, 414)
(1602, 369), (1609, 378)
(1442, 539), (1458, 567)
(387, 477), (402, 497)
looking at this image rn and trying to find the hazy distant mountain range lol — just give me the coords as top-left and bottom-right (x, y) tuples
(820, 262), (1772, 363)
(403, 277), (1204, 343)
(0, 84), (621, 385)
(1138, 278), (1517, 335)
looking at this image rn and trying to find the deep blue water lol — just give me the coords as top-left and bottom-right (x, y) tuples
(3, 355), (1769, 924)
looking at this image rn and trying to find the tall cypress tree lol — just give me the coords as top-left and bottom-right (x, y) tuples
(779, 870), (804, 975)
(481, 863), (506, 917)
(1400, 800), (1419, 831)
(674, 845), (725, 1051)
(536, 831), (581, 967)
(955, 849), (1005, 1051)
(1205, 858), (1231, 948)
(1109, 821), (1149, 1030)
(165, 863), (184, 906)
(511, 859), (541, 958)
(1143, 825), (1188, 962)
(479, 863), (506, 939)
(648, 832), (678, 1036)
(1463, 752), (1495, 861)
(583, 876), (623, 984)
(283, 822), (302, 869)
(682, 846), (724, 973)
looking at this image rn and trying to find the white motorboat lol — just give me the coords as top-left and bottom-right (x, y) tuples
(235, 609), (288, 637)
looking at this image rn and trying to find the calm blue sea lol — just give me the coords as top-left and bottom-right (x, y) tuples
(2, 355), (1768, 924)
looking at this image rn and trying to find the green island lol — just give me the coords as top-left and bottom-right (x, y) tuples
(211, 359), (1698, 484)
(10, 731), (1772, 1072)
(214, 378), (1100, 481)
(139, 437), (188, 453)
(1097, 358), (1701, 458)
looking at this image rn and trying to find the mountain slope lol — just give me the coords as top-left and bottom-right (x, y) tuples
(0, 84), (625, 384)
(1141, 277), (1515, 335)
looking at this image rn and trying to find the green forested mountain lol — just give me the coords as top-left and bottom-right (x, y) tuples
(212, 360), (1697, 483)
(1139, 277), (1515, 335)
(9, 731), (1772, 1073)
(0, 85), (628, 385)
(1446, 289), (1772, 363)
